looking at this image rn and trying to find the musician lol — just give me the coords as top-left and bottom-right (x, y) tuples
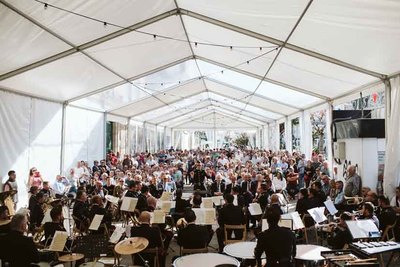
(255, 184), (270, 212)
(269, 194), (283, 215)
(0, 206), (11, 234)
(177, 209), (209, 249)
(253, 174), (265, 196)
(376, 196), (396, 233)
(113, 178), (125, 198)
(3, 170), (18, 210)
(93, 181), (108, 199)
(295, 188), (309, 217)
(28, 186), (39, 211)
(39, 181), (53, 198)
(254, 207), (296, 267)
(216, 194), (246, 253)
(43, 206), (66, 242)
(72, 190), (90, 230)
(131, 211), (164, 267)
(193, 162), (207, 191)
(89, 195), (113, 229)
(210, 173), (226, 196)
(344, 165), (361, 197)
(232, 186), (246, 207)
(29, 192), (45, 232)
(311, 182), (326, 205)
(327, 212), (353, 249)
(142, 185), (157, 211)
(173, 189), (191, 222)
(359, 202), (379, 228)
(0, 213), (39, 266)
(125, 181), (148, 213)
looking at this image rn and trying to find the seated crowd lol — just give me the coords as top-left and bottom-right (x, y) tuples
(1, 148), (400, 266)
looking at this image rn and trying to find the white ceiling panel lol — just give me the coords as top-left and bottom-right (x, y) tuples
(0, 53), (122, 101)
(268, 48), (376, 98)
(6, 0), (176, 45)
(291, 0), (400, 75)
(85, 16), (192, 79)
(177, 0), (309, 41)
(0, 5), (70, 75)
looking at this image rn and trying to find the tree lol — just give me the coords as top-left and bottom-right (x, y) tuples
(310, 110), (326, 154)
(233, 133), (250, 149)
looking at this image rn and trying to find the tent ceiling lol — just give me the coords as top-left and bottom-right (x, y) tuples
(1, 0), (399, 128)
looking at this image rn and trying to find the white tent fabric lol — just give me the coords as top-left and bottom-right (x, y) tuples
(384, 75), (400, 199)
(0, 91), (62, 208)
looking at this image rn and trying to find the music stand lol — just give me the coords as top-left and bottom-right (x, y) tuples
(74, 234), (109, 263)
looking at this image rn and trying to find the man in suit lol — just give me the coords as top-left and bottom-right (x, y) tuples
(255, 207), (296, 267)
(0, 213), (39, 266)
(131, 211), (165, 267)
(73, 190), (90, 231)
(225, 174), (239, 195)
(211, 173), (226, 196)
(216, 194), (246, 253)
(177, 209), (209, 249)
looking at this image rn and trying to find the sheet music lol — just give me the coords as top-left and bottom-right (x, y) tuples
(160, 201), (175, 213)
(89, 214), (104, 230)
(121, 197), (138, 212)
(160, 192), (172, 201)
(193, 208), (216, 225)
(211, 196), (224, 206)
(182, 193), (192, 200)
(279, 219), (293, 230)
(48, 231), (68, 252)
(233, 195), (238, 206)
(307, 207), (327, 224)
(281, 212), (305, 230)
(151, 210), (166, 224)
(248, 203), (262, 216)
(324, 199), (338, 215)
(109, 226), (125, 244)
(346, 219), (380, 239)
(262, 219), (268, 231)
(201, 197), (214, 209)
(204, 208), (216, 225)
(42, 209), (52, 224)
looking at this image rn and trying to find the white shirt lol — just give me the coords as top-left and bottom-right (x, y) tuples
(272, 177), (287, 191)
(53, 180), (66, 195)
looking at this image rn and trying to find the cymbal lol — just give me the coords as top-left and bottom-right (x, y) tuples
(58, 253), (84, 262)
(105, 195), (119, 204)
(114, 237), (149, 255)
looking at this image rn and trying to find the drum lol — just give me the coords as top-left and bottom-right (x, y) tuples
(223, 241), (266, 260)
(173, 253), (240, 267)
(81, 262), (105, 267)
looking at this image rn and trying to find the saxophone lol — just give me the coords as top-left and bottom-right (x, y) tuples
(33, 224), (45, 244)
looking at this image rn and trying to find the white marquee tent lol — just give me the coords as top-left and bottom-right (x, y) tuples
(0, 0), (400, 207)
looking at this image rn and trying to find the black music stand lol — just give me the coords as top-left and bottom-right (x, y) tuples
(74, 234), (109, 261)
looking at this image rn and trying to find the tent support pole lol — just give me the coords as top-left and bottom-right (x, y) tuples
(384, 78), (392, 141)
(60, 103), (67, 175)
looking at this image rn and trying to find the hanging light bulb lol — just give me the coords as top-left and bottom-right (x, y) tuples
(153, 34), (157, 40)
(103, 22), (107, 28)
(44, 3), (48, 9)
(194, 42), (198, 47)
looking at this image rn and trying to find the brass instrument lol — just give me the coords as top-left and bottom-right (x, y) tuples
(176, 217), (187, 229)
(4, 196), (15, 216)
(344, 196), (363, 205)
(33, 224), (45, 244)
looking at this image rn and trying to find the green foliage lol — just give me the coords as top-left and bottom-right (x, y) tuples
(233, 133), (250, 149)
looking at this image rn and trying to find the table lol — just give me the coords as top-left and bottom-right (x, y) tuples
(295, 244), (331, 261)
(223, 241), (266, 260)
(173, 253), (240, 267)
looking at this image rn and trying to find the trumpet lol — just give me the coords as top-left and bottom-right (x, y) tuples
(344, 196), (363, 205)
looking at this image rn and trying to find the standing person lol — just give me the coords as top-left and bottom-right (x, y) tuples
(28, 168), (43, 189)
(344, 165), (361, 197)
(3, 170), (18, 210)
(297, 154), (306, 188)
(254, 207), (296, 267)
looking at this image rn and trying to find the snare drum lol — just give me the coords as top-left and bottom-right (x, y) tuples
(173, 253), (240, 267)
(81, 262), (104, 267)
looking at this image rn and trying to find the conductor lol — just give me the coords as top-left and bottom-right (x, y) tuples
(254, 207), (296, 267)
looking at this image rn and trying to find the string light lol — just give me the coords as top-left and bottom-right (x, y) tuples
(36, 0), (278, 50)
